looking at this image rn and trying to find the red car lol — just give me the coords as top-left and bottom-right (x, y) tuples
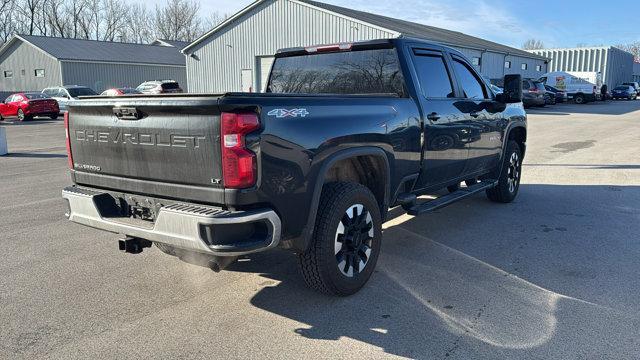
(100, 88), (142, 96)
(0, 93), (59, 121)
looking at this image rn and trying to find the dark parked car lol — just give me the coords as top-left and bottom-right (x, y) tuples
(544, 85), (568, 103)
(100, 88), (142, 96)
(522, 79), (545, 108)
(622, 82), (640, 96)
(62, 38), (526, 296)
(0, 92), (59, 121)
(136, 80), (183, 94)
(611, 85), (638, 100)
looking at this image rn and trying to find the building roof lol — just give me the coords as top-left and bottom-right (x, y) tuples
(151, 39), (192, 49)
(3, 35), (186, 66)
(183, 0), (547, 61)
(299, 0), (546, 60)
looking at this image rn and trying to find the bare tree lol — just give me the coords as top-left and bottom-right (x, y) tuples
(16, 0), (43, 35)
(121, 4), (153, 43)
(46, 0), (71, 37)
(203, 11), (229, 31)
(154, 0), (201, 41)
(522, 39), (545, 50)
(616, 42), (640, 62)
(65, 0), (87, 38)
(101, 0), (128, 41)
(0, 0), (218, 44)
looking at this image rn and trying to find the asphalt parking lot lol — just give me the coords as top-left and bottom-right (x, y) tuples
(1, 100), (639, 359)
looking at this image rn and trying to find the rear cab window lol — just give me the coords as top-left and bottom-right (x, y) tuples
(267, 47), (406, 96)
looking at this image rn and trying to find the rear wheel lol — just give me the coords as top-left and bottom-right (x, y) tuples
(447, 183), (460, 193)
(574, 94), (585, 104)
(486, 140), (522, 203)
(299, 182), (382, 296)
(49, 113), (58, 120)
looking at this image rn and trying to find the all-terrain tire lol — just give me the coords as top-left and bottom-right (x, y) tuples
(486, 140), (522, 203)
(299, 182), (382, 296)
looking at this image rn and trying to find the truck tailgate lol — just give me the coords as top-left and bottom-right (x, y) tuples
(67, 96), (223, 193)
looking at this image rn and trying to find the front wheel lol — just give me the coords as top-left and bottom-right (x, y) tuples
(299, 182), (382, 296)
(486, 140), (522, 203)
(17, 109), (26, 121)
(49, 113), (58, 120)
(574, 94), (585, 104)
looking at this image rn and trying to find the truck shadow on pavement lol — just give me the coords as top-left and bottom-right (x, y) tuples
(228, 184), (640, 359)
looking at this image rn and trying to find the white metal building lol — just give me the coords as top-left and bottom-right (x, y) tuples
(0, 35), (187, 93)
(182, 0), (549, 93)
(529, 47), (635, 87)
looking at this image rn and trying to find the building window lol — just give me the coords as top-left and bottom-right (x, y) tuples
(3, 70), (13, 78)
(471, 57), (481, 66)
(35, 69), (45, 77)
(504, 61), (511, 69)
(521, 63), (528, 70)
(536, 65), (542, 72)
(21, 69), (25, 76)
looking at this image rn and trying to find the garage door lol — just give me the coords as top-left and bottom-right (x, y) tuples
(257, 56), (275, 93)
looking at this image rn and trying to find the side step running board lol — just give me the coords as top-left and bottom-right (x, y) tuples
(405, 180), (497, 216)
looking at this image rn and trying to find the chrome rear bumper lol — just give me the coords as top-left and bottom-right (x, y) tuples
(62, 186), (281, 256)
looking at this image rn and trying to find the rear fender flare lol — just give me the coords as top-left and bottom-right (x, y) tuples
(299, 146), (391, 252)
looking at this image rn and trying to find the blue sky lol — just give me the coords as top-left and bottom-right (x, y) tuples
(163, 0), (639, 48)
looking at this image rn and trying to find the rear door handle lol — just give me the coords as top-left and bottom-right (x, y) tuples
(427, 112), (441, 121)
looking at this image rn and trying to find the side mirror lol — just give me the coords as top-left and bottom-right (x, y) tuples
(496, 74), (523, 104)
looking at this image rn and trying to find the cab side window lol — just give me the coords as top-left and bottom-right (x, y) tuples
(412, 50), (455, 99)
(452, 58), (487, 99)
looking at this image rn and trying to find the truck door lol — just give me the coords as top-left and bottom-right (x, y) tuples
(448, 55), (502, 175)
(406, 48), (471, 189)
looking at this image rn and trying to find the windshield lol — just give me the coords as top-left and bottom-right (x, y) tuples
(535, 82), (546, 91)
(614, 86), (629, 90)
(24, 93), (49, 99)
(268, 48), (406, 96)
(67, 87), (97, 97)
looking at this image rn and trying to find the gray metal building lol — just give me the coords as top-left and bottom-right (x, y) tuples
(529, 47), (635, 87)
(182, 0), (549, 93)
(0, 35), (187, 93)
(633, 62), (640, 83)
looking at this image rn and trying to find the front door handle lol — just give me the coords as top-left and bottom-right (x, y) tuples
(427, 112), (441, 121)
(469, 111), (480, 118)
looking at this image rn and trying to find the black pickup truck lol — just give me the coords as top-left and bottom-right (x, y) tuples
(62, 38), (526, 296)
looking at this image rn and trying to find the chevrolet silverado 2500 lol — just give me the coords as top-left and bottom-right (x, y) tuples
(62, 38), (526, 295)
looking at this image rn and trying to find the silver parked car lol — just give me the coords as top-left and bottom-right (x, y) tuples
(42, 85), (98, 113)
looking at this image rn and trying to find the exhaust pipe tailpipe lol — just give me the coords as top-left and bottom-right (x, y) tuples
(208, 256), (238, 272)
(118, 236), (152, 254)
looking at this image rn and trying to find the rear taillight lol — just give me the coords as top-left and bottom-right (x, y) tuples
(64, 112), (73, 169)
(220, 112), (260, 188)
(529, 87), (538, 92)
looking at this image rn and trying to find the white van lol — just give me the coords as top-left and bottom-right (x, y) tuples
(539, 71), (600, 104)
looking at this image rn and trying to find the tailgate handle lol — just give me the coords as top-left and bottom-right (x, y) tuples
(113, 107), (142, 120)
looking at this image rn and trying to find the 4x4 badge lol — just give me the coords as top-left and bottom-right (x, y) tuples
(267, 108), (309, 118)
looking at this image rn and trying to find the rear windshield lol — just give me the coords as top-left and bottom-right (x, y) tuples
(267, 48), (406, 96)
(614, 86), (629, 90)
(68, 87), (97, 97)
(535, 82), (546, 91)
(161, 82), (180, 89)
(24, 93), (48, 99)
